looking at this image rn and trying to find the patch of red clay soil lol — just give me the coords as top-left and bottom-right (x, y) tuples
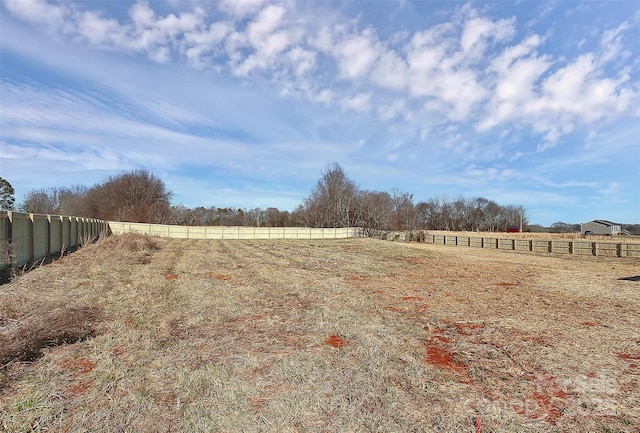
(206, 272), (230, 280)
(513, 373), (567, 424)
(325, 335), (347, 348)
(59, 357), (96, 374)
(581, 321), (598, 327)
(164, 274), (178, 280)
(68, 380), (94, 395)
(474, 416), (483, 433)
(347, 275), (366, 288)
(401, 296), (424, 301)
(423, 326), (467, 375)
(495, 282), (516, 287)
(60, 357), (97, 397)
(617, 353), (640, 360)
(455, 322), (485, 335)
(424, 345), (465, 374)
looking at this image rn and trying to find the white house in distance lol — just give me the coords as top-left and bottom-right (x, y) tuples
(580, 220), (622, 236)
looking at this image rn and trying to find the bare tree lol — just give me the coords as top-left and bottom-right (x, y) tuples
(20, 186), (87, 215)
(82, 169), (172, 223)
(391, 189), (417, 230)
(358, 190), (394, 233)
(299, 163), (360, 227)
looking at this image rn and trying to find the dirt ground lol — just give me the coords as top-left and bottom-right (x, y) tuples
(1, 235), (639, 432)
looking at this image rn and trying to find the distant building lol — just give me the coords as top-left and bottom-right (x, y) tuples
(506, 225), (520, 233)
(580, 220), (621, 236)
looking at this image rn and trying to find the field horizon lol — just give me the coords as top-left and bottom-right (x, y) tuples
(1, 234), (639, 432)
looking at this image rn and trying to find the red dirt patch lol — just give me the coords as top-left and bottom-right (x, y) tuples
(513, 374), (567, 424)
(401, 296), (424, 301)
(347, 275), (366, 288)
(474, 416), (483, 433)
(247, 396), (269, 411)
(424, 345), (465, 373)
(68, 380), (94, 395)
(59, 357), (96, 374)
(325, 335), (347, 348)
(206, 272), (230, 280)
(455, 322), (485, 331)
(617, 353), (640, 360)
(495, 282), (516, 287)
(164, 274), (178, 280)
(581, 321), (598, 327)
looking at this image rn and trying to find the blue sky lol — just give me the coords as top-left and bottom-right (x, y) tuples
(1, 0), (639, 226)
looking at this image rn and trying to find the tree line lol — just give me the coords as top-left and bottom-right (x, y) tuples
(2, 164), (531, 232)
(292, 163), (527, 232)
(3, 170), (172, 224)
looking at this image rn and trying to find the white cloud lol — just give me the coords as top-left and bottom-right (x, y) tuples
(460, 16), (515, 56)
(3, 0), (69, 31)
(479, 35), (550, 130)
(342, 93), (371, 112)
(286, 47), (316, 77)
(599, 21), (631, 63)
(333, 28), (381, 79)
(370, 50), (408, 91)
(218, 0), (266, 19)
(377, 99), (408, 122)
(3, 0), (639, 181)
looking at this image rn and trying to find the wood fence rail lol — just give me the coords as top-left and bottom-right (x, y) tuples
(413, 232), (640, 257)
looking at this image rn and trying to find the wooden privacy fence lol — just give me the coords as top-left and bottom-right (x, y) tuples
(108, 221), (362, 240)
(0, 211), (108, 275)
(418, 232), (640, 258)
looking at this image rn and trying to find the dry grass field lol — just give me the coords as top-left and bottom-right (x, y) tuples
(1, 234), (639, 433)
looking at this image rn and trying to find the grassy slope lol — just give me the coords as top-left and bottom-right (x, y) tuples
(1, 235), (639, 432)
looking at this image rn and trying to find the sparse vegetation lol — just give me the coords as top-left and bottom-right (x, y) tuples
(1, 234), (638, 432)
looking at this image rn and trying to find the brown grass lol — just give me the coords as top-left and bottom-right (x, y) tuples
(0, 234), (639, 432)
(0, 306), (101, 366)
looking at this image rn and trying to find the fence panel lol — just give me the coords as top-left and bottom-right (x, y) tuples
(0, 212), (108, 274)
(0, 212), (10, 274)
(624, 243), (640, 258)
(399, 231), (638, 258)
(9, 212), (32, 267)
(49, 215), (63, 256)
(550, 240), (571, 254)
(596, 243), (620, 257)
(106, 222), (362, 240)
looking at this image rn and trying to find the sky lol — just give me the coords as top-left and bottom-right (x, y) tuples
(1, 0), (639, 226)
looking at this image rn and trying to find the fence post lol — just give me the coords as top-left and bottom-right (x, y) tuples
(569, 241), (573, 255)
(512, 239), (516, 251)
(617, 243), (623, 257)
(548, 240), (553, 253)
(592, 242), (598, 256)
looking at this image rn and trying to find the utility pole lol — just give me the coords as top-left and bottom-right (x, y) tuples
(519, 207), (523, 233)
